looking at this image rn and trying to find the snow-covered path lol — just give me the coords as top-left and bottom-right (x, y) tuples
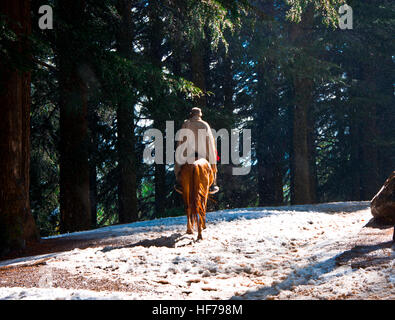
(0, 202), (394, 300)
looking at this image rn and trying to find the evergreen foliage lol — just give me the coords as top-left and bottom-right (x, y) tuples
(1, 0), (393, 238)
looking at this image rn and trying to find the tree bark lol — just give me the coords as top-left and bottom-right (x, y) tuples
(359, 63), (380, 200)
(350, 112), (361, 200)
(88, 104), (98, 228)
(289, 5), (316, 204)
(117, 104), (138, 223)
(291, 78), (315, 204)
(0, 0), (38, 255)
(220, 51), (237, 208)
(146, 1), (168, 218)
(349, 60), (381, 201)
(154, 121), (166, 218)
(57, 0), (91, 232)
(190, 40), (207, 109)
(116, 0), (138, 223)
(371, 171), (395, 224)
(256, 60), (283, 206)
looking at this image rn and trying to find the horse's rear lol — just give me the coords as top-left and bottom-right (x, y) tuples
(179, 158), (214, 240)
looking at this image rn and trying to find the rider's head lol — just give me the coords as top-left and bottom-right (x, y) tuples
(190, 107), (202, 118)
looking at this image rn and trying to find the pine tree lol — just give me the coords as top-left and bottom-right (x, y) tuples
(56, 0), (92, 232)
(289, 4), (317, 204)
(0, 0), (38, 255)
(115, 0), (138, 223)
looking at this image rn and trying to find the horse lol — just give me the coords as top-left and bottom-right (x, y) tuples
(178, 158), (214, 240)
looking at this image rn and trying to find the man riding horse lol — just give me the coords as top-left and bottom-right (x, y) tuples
(174, 107), (219, 195)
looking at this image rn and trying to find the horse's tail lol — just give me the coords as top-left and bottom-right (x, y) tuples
(189, 160), (212, 230)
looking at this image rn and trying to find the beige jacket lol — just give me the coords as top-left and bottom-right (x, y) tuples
(174, 115), (217, 177)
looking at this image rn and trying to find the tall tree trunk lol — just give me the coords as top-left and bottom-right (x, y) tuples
(153, 121), (166, 217)
(350, 112), (362, 200)
(58, 0), (91, 232)
(289, 5), (316, 204)
(359, 63), (380, 200)
(220, 51), (237, 208)
(376, 55), (395, 186)
(307, 95), (317, 203)
(89, 161), (97, 228)
(117, 105), (138, 223)
(190, 40), (207, 109)
(0, 0), (38, 255)
(291, 78), (315, 204)
(88, 104), (98, 228)
(146, 2), (167, 217)
(349, 60), (381, 201)
(273, 163), (284, 204)
(256, 60), (283, 206)
(116, 0), (138, 223)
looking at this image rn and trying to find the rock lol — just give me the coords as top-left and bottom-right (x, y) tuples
(370, 171), (395, 225)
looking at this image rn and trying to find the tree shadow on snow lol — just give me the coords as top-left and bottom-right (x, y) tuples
(335, 240), (394, 269)
(233, 240), (394, 300)
(256, 202), (370, 214)
(100, 232), (196, 252)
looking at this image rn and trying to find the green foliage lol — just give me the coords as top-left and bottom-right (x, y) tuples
(286, 0), (346, 27)
(23, 0), (394, 235)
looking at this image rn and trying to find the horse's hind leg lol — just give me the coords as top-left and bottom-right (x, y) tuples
(202, 214), (206, 229)
(186, 207), (193, 234)
(197, 219), (203, 240)
(187, 220), (193, 234)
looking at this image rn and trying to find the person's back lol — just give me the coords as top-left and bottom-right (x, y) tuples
(174, 107), (219, 194)
(180, 117), (215, 160)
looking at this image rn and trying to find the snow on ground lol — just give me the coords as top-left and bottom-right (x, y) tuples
(0, 201), (394, 300)
(0, 287), (136, 300)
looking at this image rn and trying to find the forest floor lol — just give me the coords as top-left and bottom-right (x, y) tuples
(0, 202), (394, 300)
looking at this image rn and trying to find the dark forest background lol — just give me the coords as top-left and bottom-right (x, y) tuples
(0, 0), (394, 255)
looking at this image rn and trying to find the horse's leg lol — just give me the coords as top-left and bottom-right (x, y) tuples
(202, 192), (208, 230)
(197, 221), (203, 240)
(186, 206), (193, 234)
(185, 196), (193, 234)
(183, 174), (193, 235)
(181, 167), (193, 234)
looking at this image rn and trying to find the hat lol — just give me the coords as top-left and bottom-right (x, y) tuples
(190, 107), (202, 117)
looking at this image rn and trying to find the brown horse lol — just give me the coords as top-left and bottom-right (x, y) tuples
(179, 158), (214, 240)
